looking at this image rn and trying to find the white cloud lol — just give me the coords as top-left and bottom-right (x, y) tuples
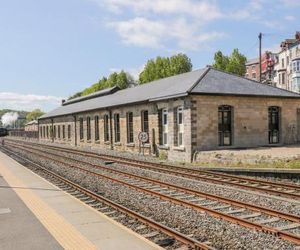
(0, 92), (63, 111)
(98, 0), (222, 20)
(280, 0), (300, 6)
(108, 17), (225, 50)
(285, 15), (295, 21)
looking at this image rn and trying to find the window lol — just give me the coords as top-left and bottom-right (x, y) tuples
(282, 73), (286, 85)
(162, 108), (168, 145)
(252, 72), (256, 80)
(293, 60), (300, 73)
(218, 106), (232, 146)
(282, 58), (284, 68)
(62, 125), (65, 139)
(43, 126), (45, 138)
(58, 125), (61, 139)
(67, 124), (71, 139)
(54, 125), (56, 138)
(50, 126), (53, 138)
(252, 65), (256, 71)
(104, 114), (109, 142)
(269, 106), (280, 144)
(46, 126), (49, 138)
(87, 117), (91, 140)
(141, 110), (149, 143)
(95, 116), (99, 141)
(79, 118), (83, 140)
(114, 113), (120, 143)
(126, 112), (134, 143)
(177, 107), (184, 146)
(39, 127), (42, 138)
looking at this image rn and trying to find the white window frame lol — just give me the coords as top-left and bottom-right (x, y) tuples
(162, 108), (168, 146)
(177, 106), (184, 147)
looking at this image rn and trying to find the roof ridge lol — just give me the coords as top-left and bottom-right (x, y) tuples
(187, 67), (211, 93)
(208, 67), (300, 96)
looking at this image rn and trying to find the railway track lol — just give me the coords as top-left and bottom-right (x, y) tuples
(1, 146), (212, 250)
(4, 140), (300, 246)
(5, 138), (300, 200)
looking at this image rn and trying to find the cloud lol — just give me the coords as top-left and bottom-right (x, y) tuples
(280, 0), (300, 6)
(95, 0), (225, 51)
(285, 15), (295, 21)
(108, 17), (225, 50)
(98, 0), (222, 20)
(0, 92), (63, 111)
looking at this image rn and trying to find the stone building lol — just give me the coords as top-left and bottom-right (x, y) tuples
(24, 120), (38, 132)
(39, 67), (300, 162)
(245, 58), (260, 81)
(273, 32), (300, 92)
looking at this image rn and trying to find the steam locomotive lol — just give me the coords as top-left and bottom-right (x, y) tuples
(0, 128), (8, 137)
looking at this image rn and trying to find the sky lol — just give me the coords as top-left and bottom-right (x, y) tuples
(0, 0), (299, 112)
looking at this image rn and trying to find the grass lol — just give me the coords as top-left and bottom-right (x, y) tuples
(193, 159), (300, 169)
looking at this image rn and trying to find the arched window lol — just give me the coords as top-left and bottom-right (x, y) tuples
(268, 106), (280, 144)
(95, 116), (99, 141)
(218, 105), (233, 146)
(79, 118), (83, 140)
(87, 117), (91, 140)
(104, 114), (109, 142)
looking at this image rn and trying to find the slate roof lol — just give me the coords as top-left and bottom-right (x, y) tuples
(40, 67), (300, 119)
(245, 58), (259, 65)
(25, 120), (38, 125)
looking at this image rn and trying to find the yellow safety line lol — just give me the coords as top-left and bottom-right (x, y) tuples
(0, 160), (97, 250)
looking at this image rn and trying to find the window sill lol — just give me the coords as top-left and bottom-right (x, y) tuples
(94, 140), (100, 144)
(114, 142), (122, 146)
(104, 141), (110, 145)
(140, 143), (151, 148)
(173, 146), (185, 152)
(80, 139), (84, 142)
(158, 145), (170, 150)
(86, 140), (91, 143)
(126, 143), (135, 147)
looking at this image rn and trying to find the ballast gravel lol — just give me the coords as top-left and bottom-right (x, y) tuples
(7, 144), (298, 250)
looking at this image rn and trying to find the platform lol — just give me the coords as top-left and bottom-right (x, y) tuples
(0, 151), (161, 250)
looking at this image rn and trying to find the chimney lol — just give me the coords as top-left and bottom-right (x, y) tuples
(62, 99), (66, 105)
(295, 31), (300, 41)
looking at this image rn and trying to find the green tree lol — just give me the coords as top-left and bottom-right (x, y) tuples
(68, 72), (133, 100)
(212, 49), (247, 76)
(26, 109), (45, 121)
(139, 53), (192, 84)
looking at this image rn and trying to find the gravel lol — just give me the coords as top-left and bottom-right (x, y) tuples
(5, 143), (299, 250)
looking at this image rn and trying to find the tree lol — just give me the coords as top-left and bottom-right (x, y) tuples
(212, 49), (247, 76)
(139, 53), (192, 84)
(68, 72), (134, 100)
(26, 109), (45, 121)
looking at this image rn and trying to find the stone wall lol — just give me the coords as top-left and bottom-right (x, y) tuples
(38, 97), (192, 162)
(191, 95), (300, 155)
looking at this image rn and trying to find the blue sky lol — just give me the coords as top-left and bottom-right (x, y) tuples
(0, 0), (299, 111)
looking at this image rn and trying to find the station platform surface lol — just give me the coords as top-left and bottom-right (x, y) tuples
(0, 151), (161, 250)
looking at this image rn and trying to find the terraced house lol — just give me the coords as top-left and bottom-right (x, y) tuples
(39, 67), (300, 162)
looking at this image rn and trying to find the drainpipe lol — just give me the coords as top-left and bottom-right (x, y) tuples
(109, 110), (113, 150)
(73, 115), (77, 146)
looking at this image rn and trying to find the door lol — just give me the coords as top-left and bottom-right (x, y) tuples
(268, 106), (280, 144)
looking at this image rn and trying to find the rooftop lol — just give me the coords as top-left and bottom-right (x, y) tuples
(40, 67), (300, 119)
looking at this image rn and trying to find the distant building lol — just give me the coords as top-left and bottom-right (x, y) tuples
(273, 32), (300, 92)
(245, 52), (276, 84)
(25, 120), (38, 132)
(245, 58), (259, 81)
